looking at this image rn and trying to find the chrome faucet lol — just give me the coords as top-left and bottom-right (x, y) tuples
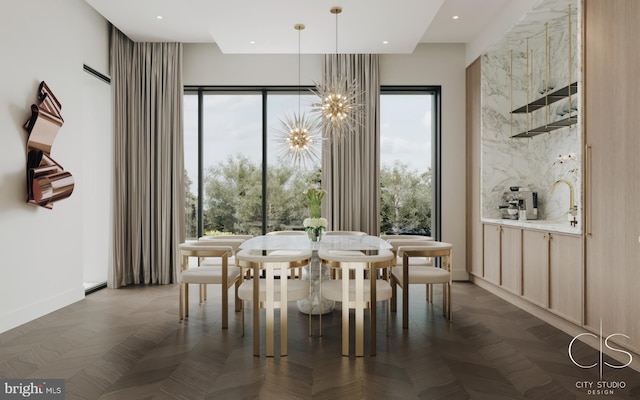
(550, 179), (577, 216)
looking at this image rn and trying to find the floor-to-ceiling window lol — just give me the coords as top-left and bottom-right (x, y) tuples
(183, 87), (318, 239)
(379, 87), (440, 238)
(265, 92), (319, 232)
(184, 86), (440, 240)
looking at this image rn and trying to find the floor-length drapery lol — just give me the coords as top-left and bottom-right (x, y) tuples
(110, 27), (185, 288)
(321, 54), (380, 235)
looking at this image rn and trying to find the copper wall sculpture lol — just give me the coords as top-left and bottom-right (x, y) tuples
(23, 81), (74, 209)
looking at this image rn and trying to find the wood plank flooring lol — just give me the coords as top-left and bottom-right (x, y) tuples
(0, 282), (639, 399)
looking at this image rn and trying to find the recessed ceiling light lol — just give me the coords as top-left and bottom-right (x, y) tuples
(249, 41), (256, 44)
(382, 41), (389, 44)
(452, 15), (459, 20)
(156, 15), (163, 20)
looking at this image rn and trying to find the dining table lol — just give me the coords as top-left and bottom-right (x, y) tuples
(239, 234), (392, 314)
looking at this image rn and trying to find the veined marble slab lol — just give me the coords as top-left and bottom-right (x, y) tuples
(481, 0), (581, 223)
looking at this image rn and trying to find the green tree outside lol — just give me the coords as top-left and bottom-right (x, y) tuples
(185, 157), (431, 238)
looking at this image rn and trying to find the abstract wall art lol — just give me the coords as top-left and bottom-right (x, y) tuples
(23, 81), (74, 209)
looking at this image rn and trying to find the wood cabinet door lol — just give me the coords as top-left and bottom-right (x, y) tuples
(549, 233), (583, 324)
(466, 58), (483, 277)
(584, 0), (640, 348)
(483, 224), (501, 285)
(500, 226), (522, 295)
(522, 230), (549, 307)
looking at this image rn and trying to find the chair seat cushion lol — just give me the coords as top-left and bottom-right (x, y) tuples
(391, 266), (449, 285)
(180, 266), (240, 284)
(322, 279), (393, 303)
(238, 279), (310, 302)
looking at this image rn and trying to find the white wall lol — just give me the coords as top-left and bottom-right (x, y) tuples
(184, 42), (469, 280)
(0, 0), (110, 333)
(381, 44), (468, 281)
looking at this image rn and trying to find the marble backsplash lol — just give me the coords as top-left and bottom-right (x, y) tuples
(481, 0), (581, 225)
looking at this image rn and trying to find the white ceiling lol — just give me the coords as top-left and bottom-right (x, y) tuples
(84, 0), (511, 54)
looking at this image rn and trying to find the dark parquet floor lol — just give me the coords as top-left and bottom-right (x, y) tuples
(0, 281), (639, 399)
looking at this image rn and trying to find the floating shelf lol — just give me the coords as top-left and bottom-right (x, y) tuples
(511, 82), (578, 114)
(511, 115), (578, 138)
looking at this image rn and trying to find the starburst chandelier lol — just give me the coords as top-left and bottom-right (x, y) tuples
(275, 24), (320, 167)
(311, 6), (363, 140)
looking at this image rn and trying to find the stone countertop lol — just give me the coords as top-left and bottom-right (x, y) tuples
(482, 218), (582, 236)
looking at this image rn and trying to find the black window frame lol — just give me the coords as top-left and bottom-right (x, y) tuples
(183, 85), (441, 240)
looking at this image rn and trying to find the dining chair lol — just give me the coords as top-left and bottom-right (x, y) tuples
(322, 231), (368, 280)
(265, 230), (307, 279)
(266, 230), (306, 235)
(382, 235), (433, 266)
(195, 236), (248, 304)
(236, 248), (312, 357)
(324, 230), (367, 236)
(178, 241), (243, 329)
(319, 248), (395, 357)
(379, 234), (433, 241)
(389, 241), (453, 329)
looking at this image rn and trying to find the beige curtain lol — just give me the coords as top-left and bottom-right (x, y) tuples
(321, 54), (380, 235)
(110, 27), (185, 288)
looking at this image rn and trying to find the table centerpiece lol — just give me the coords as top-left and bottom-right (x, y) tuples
(303, 186), (327, 242)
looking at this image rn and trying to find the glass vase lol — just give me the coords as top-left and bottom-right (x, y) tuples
(307, 227), (324, 242)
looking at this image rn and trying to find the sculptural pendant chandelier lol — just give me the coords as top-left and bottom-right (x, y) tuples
(275, 24), (320, 167)
(311, 6), (363, 140)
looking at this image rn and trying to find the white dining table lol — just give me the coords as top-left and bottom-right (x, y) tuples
(240, 234), (392, 314)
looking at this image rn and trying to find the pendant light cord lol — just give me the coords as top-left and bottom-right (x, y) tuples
(335, 10), (339, 55)
(298, 26), (301, 116)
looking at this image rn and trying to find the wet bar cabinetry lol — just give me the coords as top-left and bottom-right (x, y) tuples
(480, 223), (581, 323)
(482, 224), (522, 289)
(468, 0), (640, 369)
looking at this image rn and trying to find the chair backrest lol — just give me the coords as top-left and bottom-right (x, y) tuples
(324, 231), (367, 236)
(200, 234), (253, 241)
(178, 243), (234, 270)
(386, 238), (436, 251)
(380, 234), (432, 241)
(397, 241), (453, 270)
(318, 248), (394, 269)
(266, 231), (306, 236)
(236, 248), (312, 270)
(197, 238), (245, 253)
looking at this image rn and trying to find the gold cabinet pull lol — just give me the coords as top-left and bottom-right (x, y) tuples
(585, 144), (592, 237)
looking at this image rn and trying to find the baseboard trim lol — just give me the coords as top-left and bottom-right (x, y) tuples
(0, 287), (84, 334)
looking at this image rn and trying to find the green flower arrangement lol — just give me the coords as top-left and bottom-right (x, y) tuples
(304, 186), (325, 218)
(303, 186), (327, 240)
